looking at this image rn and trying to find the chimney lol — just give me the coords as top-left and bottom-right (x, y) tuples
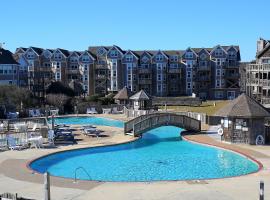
(257, 38), (266, 53)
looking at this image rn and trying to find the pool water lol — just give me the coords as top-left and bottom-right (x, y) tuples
(48, 116), (124, 128)
(30, 125), (259, 181)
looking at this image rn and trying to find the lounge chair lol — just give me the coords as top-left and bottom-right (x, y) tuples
(0, 138), (8, 150)
(0, 123), (4, 132)
(7, 136), (22, 150)
(83, 127), (101, 137)
(102, 108), (111, 114)
(111, 107), (123, 114)
(86, 107), (98, 114)
(28, 135), (43, 149)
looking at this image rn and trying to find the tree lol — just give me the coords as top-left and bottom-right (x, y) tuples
(46, 94), (69, 114)
(46, 81), (75, 97)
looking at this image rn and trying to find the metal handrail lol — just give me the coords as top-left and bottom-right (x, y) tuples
(74, 166), (91, 183)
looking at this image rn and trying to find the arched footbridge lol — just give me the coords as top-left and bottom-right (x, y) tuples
(124, 112), (201, 137)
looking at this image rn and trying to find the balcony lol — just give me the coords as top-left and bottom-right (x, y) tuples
(96, 74), (107, 79)
(138, 68), (152, 74)
(168, 68), (181, 73)
(138, 79), (152, 85)
(67, 69), (80, 74)
(247, 64), (270, 71)
(226, 73), (239, 79)
(95, 64), (108, 69)
(197, 66), (211, 71)
(196, 76), (211, 81)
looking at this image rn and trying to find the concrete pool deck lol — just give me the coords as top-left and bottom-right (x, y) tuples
(1, 115), (270, 200)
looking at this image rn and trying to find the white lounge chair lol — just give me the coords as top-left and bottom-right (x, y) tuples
(0, 123), (5, 132)
(86, 107), (98, 114)
(7, 136), (22, 150)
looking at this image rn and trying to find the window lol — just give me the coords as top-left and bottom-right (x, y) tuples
(141, 64), (149, 69)
(56, 72), (60, 80)
(82, 56), (90, 62)
(84, 65), (88, 71)
(170, 63), (178, 68)
(187, 71), (191, 78)
(186, 52), (193, 59)
(110, 50), (118, 57)
(187, 82), (191, 89)
(157, 84), (161, 92)
(216, 69), (221, 76)
(127, 63), (133, 70)
(200, 53), (206, 60)
(56, 62), (60, 69)
(215, 49), (223, 56)
(156, 54), (163, 61)
(170, 55), (178, 62)
(157, 63), (162, 70)
(199, 61), (207, 67)
(142, 56), (149, 63)
(215, 91), (223, 99)
(216, 80), (221, 87)
(228, 51), (236, 58)
(158, 74), (161, 81)
(128, 74), (131, 81)
(84, 75), (88, 81)
(126, 54), (133, 62)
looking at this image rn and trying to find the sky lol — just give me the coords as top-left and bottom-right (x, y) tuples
(0, 0), (269, 61)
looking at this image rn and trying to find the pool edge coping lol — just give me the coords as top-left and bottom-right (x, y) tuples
(25, 129), (263, 184)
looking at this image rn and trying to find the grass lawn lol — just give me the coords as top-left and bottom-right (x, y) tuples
(159, 100), (230, 116)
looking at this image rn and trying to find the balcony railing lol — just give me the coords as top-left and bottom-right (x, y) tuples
(96, 74), (107, 79)
(168, 68), (181, 73)
(196, 76), (211, 81)
(67, 69), (79, 74)
(138, 79), (152, 85)
(138, 68), (152, 74)
(247, 64), (270, 71)
(197, 66), (211, 71)
(95, 64), (108, 69)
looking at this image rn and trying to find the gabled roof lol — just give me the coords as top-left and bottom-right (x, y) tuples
(257, 41), (270, 59)
(130, 90), (150, 100)
(58, 48), (70, 57)
(0, 48), (18, 64)
(113, 86), (132, 100)
(30, 47), (44, 55)
(152, 50), (169, 59)
(123, 50), (139, 59)
(88, 46), (111, 56)
(215, 93), (270, 118)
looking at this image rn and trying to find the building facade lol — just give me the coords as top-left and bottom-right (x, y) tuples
(13, 44), (241, 100)
(0, 48), (20, 86)
(246, 38), (270, 107)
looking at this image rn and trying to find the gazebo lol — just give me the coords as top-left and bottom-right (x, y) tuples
(129, 90), (151, 110)
(113, 86), (132, 105)
(215, 93), (270, 144)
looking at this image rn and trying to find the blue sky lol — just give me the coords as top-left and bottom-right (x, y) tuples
(1, 0), (269, 61)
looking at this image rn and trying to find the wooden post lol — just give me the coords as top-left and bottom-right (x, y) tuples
(260, 181), (264, 200)
(44, 172), (51, 200)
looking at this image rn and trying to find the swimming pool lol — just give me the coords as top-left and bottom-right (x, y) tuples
(30, 124), (259, 181)
(48, 116), (124, 128)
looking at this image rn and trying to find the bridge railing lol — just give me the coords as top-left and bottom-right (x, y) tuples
(124, 112), (168, 133)
(129, 113), (201, 136)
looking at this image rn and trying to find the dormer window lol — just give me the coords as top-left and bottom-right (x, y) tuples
(126, 54), (133, 62)
(200, 53), (206, 60)
(156, 54), (163, 62)
(215, 49), (223, 56)
(142, 56), (149, 63)
(97, 48), (105, 56)
(54, 53), (62, 60)
(27, 53), (34, 59)
(228, 51), (236, 58)
(186, 52), (193, 59)
(170, 55), (178, 62)
(82, 56), (89, 62)
(70, 57), (77, 62)
(110, 50), (118, 57)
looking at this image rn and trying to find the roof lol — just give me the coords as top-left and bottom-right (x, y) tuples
(129, 90), (150, 100)
(113, 86), (132, 100)
(0, 48), (18, 64)
(215, 93), (270, 118)
(59, 48), (70, 57)
(30, 47), (44, 55)
(257, 40), (270, 59)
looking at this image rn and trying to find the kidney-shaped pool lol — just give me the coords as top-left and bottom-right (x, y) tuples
(30, 119), (259, 181)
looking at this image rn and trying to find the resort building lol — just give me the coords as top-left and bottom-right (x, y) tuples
(13, 44), (241, 100)
(0, 48), (20, 86)
(246, 38), (270, 107)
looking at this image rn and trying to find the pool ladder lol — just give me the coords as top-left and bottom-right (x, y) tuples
(73, 166), (91, 183)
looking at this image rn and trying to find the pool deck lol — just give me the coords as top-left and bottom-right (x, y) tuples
(1, 114), (270, 200)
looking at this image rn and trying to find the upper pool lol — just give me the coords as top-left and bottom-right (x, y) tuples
(48, 116), (124, 128)
(30, 122), (259, 181)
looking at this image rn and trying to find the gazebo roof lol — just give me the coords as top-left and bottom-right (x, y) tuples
(129, 90), (150, 101)
(113, 86), (131, 100)
(215, 93), (270, 118)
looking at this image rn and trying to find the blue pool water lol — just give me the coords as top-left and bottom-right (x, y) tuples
(48, 116), (124, 128)
(30, 125), (259, 181)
